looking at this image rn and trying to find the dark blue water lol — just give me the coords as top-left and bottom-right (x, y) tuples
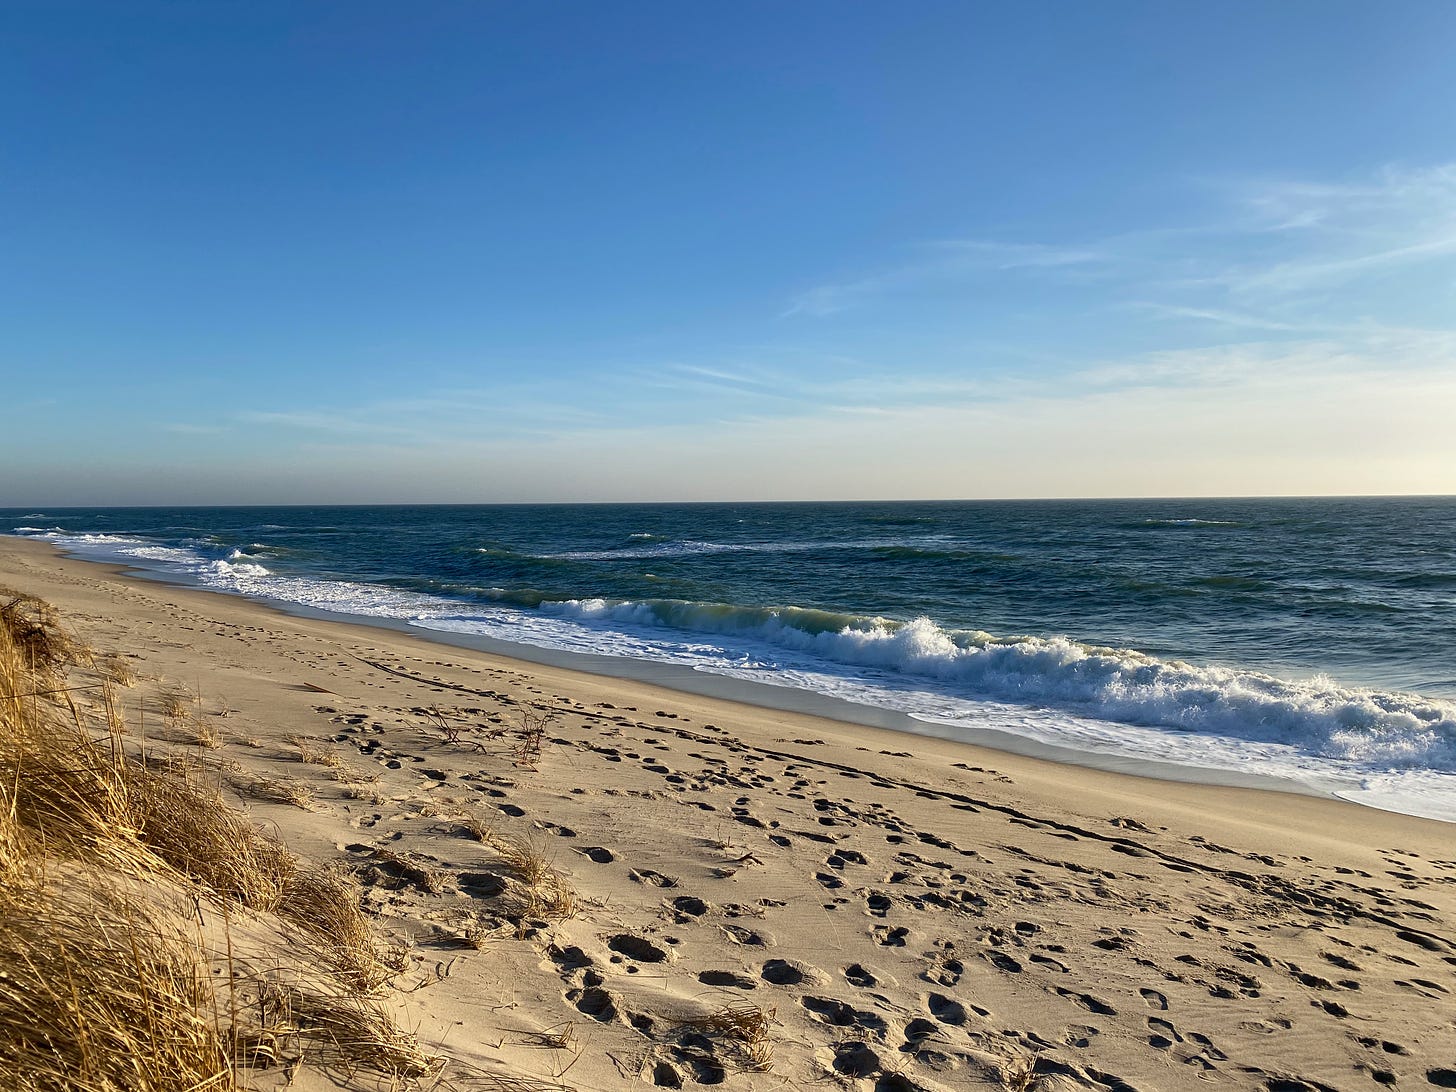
(8, 498), (1455, 818)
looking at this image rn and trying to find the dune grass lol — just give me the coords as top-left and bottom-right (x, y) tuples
(0, 586), (440, 1089)
(679, 999), (776, 1073)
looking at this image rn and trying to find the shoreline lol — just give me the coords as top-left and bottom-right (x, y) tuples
(4, 534), (1373, 809)
(4, 533), (1454, 1089)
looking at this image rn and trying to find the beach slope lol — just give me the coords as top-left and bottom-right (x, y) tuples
(2, 536), (1452, 1091)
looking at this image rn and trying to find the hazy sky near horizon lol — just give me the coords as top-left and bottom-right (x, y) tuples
(5, 1), (1456, 504)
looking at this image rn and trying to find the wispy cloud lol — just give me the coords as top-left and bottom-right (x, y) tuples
(929, 240), (1103, 268)
(237, 410), (393, 435)
(1127, 302), (1310, 332)
(1229, 234), (1456, 295)
(1076, 328), (1456, 390)
(643, 362), (800, 399)
(1236, 163), (1456, 229)
(233, 380), (628, 449)
(783, 240), (1101, 317)
(1208, 164), (1456, 297)
(784, 162), (1456, 352)
(163, 422), (230, 435)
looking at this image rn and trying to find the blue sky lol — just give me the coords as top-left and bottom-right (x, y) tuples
(4, 1), (1456, 503)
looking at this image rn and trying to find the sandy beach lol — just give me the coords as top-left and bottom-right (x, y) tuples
(4, 533), (1453, 1091)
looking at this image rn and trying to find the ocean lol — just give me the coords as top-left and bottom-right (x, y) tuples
(7, 498), (1455, 821)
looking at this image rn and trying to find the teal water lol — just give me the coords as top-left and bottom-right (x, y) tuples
(8, 498), (1456, 818)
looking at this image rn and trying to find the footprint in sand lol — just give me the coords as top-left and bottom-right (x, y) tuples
(1240, 1017), (1292, 1034)
(925, 956), (963, 987)
(760, 958), (806, 985)
(671, 895), (708, 917)
(578, 846), (615, 864)
(831, 1041), (881, 1079)
(1395, 978), (1450, 999)
(983, 951), (1022, 974)
(720, 923), (769, 946)
(801, 995), (887, 1033)
(608, 934), (670, 963)
(569, 985), (618, 1022)
(926, 993), (967, 1025)
(650, 1059), (683, 1088)
(698, 969), (756, 989)
(902, 1017), (942, 1048)
(629, 868), (678, 888)
(1054, 986), (1117, 1015)
(457, 872), (506, 898)
(1064, 1023), (1100, 1048)
(1147, 1016), (1181, 1049)
(546, 944), (593, 974)
(1139, 987), (1168, 1009)
(1356, 1036), (1409, 1056)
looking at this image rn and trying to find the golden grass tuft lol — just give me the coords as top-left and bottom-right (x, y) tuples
(456, 809), (497, 843)
(280, 866), (389, 992)
(0, 588), (441, 1089)
(679, 999), (775, 1072)
(128, 758), (297, 910)
(179, 715), (222, 748)
(483, 830), (577, 922)
(156, 684), (193, 721)
(453, 913), (505, 951)
(368, 847), (446, 895)
(0, 876), (232, 1092)
(96, 652), (138, 688)
(289, 734), (343, 767)
(0, 587), (79, 683)
(232, 772), (314, 809)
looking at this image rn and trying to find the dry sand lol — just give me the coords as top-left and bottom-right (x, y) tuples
(3, 535), (1453, 1091)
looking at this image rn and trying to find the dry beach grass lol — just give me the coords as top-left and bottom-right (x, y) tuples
(0, 588), (439, 1090)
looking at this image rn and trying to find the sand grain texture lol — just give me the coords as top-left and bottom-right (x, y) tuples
(3, 536), (1453, 1091)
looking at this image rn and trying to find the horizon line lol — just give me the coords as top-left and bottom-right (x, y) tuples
(3, 492), (1454, 510)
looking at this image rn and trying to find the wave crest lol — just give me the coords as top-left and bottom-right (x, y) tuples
(541, 598), (1456, 770)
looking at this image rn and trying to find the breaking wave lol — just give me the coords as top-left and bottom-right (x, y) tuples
(540, 598), (1456, 771)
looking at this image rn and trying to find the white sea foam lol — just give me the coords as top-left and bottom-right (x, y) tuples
(536, 536), (925, 562)
(1142, 518), (1241, 527)
(545, 539), (766, 561)
(20, 531), (274, 589)
(534, 600), (1456, 769)
(210, 560), (270, 579)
